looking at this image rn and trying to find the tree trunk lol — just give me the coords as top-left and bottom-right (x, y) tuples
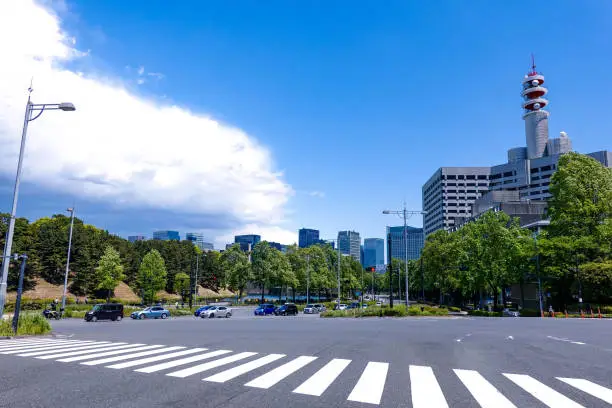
(107, 289), (111, 303)
(493, 286), (499, 310)
(238, 287), (244, 304)
(519, 278), (525, 308)
(260, 282), (265, 304)
(292, 287), (296, 303)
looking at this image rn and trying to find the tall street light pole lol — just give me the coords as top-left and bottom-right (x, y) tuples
(383, 205), (427, 307)
(61, 207), (75, 314)
(0, 87), (75, 318)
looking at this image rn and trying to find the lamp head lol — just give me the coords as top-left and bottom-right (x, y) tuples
(382, 210), (391, 214)
(58, 102), (76, 111)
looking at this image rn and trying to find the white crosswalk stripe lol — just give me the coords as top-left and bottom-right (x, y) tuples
(106, 348), (207, 369)
(37, 344), (146, 360)
(2, 338), (610, 407)
(410, 365), (449, 408)
(245, 356), (318, 389)
(18, 342), (128, 357)
(557, 377), (612, 405)
(203, 354), (286, 383)
(503, 373), (585, 408)
(135, 349), (232, 373)
(347, 361), (389, 405)
(166, 352), (257, 378)
(454, 369), (517, 408)
(81, 346), (185, 366)
(58, 345), (165, 362)
(293, 358), (351, 397)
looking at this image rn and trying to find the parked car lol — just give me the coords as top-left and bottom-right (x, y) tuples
(313, 303), (326, 312)
(254, 304), (276, 316)
(130, 306), (170, 320)
(375, 301), (382, 306)
(274, 303), (298, 316)
(335, 303), (348, 310)
(194, 305), (212, 317)
(201, 306), (232, 318)
(502, 308), (520, 317)
(303, 304), (318, 314)
(85, 303), (124, 322)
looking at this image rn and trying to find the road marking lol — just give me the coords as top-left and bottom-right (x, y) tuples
(37, 344), (146, 359)
(166, 352), (257, 378)
(107, 348), (207, 369)
(409, 365), (449, 408)
(245, 356), (318, 389)
(0, 341), (101, 354)
(135, 349), (232, 373)
(0, 339), (59, 347)
(546, 335), (585, 345)
(454, 369), (516, 408)
(557, 378), (612, 404)
(203, 354), (286, 383)
(81, 346), (185, 366)
(293, 358), (351, 396)
(58, 345), (165, 362)
(503, 373), (585, 408)
(18, 342), (127, 357)
(0, 340), (88, 352)
(347, 361), (389, 405)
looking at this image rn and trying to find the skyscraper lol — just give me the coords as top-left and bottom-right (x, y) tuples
(128, 235), (146, 243)
(387, 226), (424, 261)
(363, 238), (384, 268)
(338, 230), (361, 263)
(298, 228), (320, 248)
(153, 230), (180, 241)
(234, 234), (261, 252)
(186, 232), (213, 251)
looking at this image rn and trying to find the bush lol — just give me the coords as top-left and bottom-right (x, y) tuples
(468, 310), (503, 317)
(0, 313), (52, 336)
(448, 306), (461, 312)
(519, 308), (540, 317)
(170, 308), (194, 317)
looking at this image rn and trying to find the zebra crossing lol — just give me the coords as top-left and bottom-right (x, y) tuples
(1, 338), (611, 406)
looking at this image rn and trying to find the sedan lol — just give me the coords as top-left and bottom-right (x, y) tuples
(130, 306), (170, 320)
(503, 308), (520, 317)
(313, 304), (326, 312)
(194, 305), (212, 317)
(254, 304), (276, 316)
(201, 306), (232, 318)
(303, 304), (319, 314)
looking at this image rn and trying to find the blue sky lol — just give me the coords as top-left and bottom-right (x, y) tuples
(1, 0), (611, 248)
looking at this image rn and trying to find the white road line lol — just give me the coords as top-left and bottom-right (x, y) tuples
(557, 378), (612, 405)
(454, 369), (517, 408)
(37, 344), (146, 359)
(503, 374), (585, 408)
(17, 342), (127, 357)
(409, 365), (449, 408)
(81, 346), (185, 366)
(347, 361), (389, 405)
(0, 341), (101, 354)
(106, 348), (207, 369)
(166, 352), (257, 378)
(546, 335), (586, 346)
(203, 354), (286, 383)
(0, 339), (58, 347)
(135, 350), (232, 373)
(58, 345), (165, 362)
(293, 358), (351, 397)
(245, 356), (318, 389)
(0, 340), (85, 351)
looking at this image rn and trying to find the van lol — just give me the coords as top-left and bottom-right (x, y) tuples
(84, 303), (124, 322)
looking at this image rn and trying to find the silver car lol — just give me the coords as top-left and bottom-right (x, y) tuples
(200, 306), (232, 318)
(303, 304), (318, 314)
(502, 308), (520, 317)
(313, 303), (326, 312)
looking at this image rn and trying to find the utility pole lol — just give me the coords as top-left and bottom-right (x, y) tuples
(61, 207), (75, 314)
(420, 257), (424, 301)
(12, 254), (27, 334)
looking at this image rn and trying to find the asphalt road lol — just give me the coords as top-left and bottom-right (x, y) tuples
(0, 309), (611, 407)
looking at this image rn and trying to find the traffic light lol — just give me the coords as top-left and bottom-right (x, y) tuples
(366, 266), (376, 272)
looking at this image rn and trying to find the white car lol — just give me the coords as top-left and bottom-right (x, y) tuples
(337, 304), (348, 310)
(375, 301), (382, 306)
(200, 306), (232, 318)
(303, 304), (318, 314)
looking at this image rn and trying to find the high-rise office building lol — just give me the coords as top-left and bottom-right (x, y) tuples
(422, 58), (611, 237)
(153, 230), (180, 241)
(386, 226), (424, 261)
(298, 228), (320, 248)
(363, 238), (384, 268)
(128, 235), (146, 243)
(186, 232), (214, 251)
(338, 230), (361, 263)
(234, 234), (261, 252)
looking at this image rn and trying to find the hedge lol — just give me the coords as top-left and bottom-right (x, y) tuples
(0, 314), (52, 336)
(320, 304), (450, 318)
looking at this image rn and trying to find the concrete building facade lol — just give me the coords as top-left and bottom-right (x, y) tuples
(338, 230), (361, 263)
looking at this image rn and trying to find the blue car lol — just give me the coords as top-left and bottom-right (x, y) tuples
(194, 305), (212, 317)
(254, 304), (275, 316)
(131, 306), (170, 320)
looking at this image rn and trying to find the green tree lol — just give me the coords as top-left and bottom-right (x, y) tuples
(200, 250), (224, 291)
(251, 241), (276, 303)
(173, 272), (190, 301)
(94, 245), (125, 302)
(137, 249), (167, 304)
(222, 244), (251, 301)
(421, 229), (461, 305)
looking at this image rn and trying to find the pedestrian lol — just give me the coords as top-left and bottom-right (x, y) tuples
(175, 301), (179, 309)
(548, 305), (553, 317)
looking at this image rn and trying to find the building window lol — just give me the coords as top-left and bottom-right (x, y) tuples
(467, 175), (475, 179)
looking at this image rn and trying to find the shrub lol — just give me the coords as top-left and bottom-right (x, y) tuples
(468, 310), (503, 317)
(0, 314), (52, 336)
(518, 308), (540, 317)
(448, 306), (461, 312)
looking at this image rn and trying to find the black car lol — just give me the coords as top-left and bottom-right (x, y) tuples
(274, 303), (298, 316)
(84, 303), (124, 322)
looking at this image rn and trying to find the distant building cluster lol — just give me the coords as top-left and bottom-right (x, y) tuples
(127, 230), (215, 251)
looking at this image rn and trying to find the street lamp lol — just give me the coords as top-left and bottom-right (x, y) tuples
(0, 87), (76, 317)
(60, 207), (76, 313)
(382, 204), (427, 307)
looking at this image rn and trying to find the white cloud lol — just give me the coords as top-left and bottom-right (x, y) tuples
(147, 72), (164, 80)
(0, 0), (294, 238)
(137, 65), (145, 76)
(308, 190), (325, 198)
